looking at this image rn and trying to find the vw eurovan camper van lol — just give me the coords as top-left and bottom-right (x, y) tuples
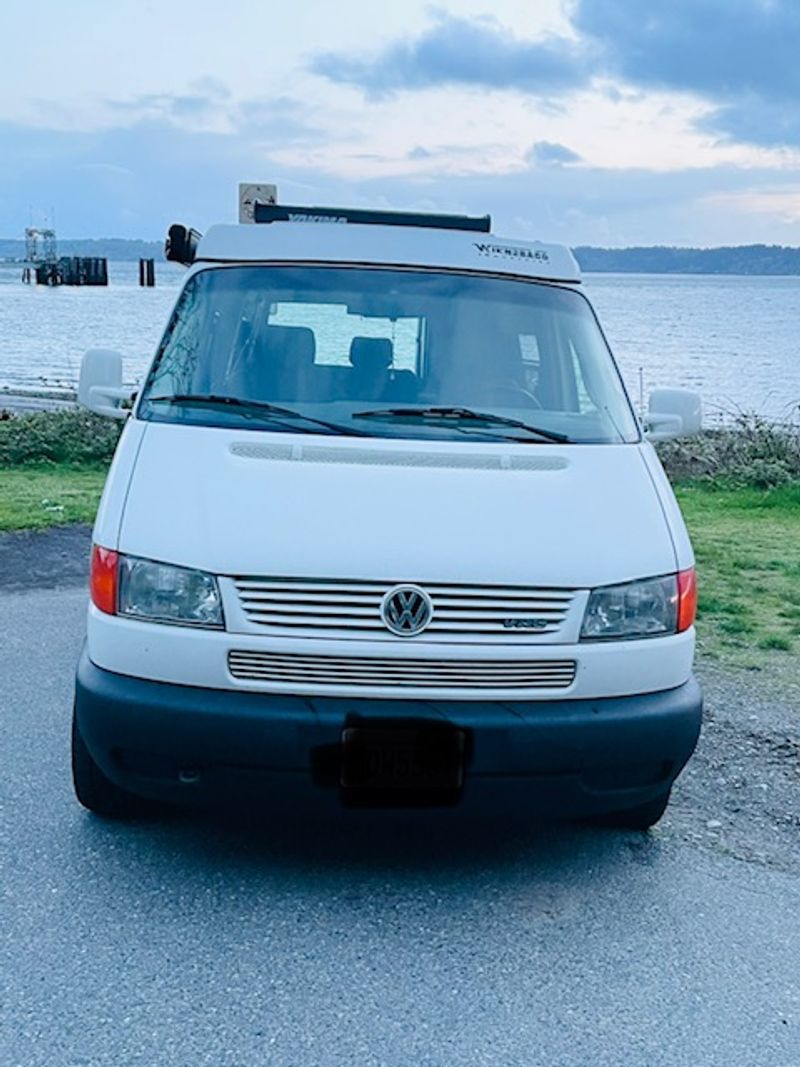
(72, 196), (703, 829)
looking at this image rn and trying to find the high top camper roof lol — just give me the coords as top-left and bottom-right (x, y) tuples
(168, 186), (581, 284)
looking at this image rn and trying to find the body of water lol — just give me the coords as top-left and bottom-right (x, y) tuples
(0, 260), (184, 391)
(1, 261), (798, 423)
(587, 273), (800, 424)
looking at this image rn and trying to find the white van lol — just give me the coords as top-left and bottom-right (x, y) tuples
(73, 198), (703, 829)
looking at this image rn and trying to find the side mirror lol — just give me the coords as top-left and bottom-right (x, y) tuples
(165, 223), (202, 266)
(78, 349), (135, 420)
(645, 388), (702, 441)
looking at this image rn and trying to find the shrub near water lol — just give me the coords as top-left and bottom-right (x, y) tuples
(0, 409), (121, 466)
(657, 414), (800, 489)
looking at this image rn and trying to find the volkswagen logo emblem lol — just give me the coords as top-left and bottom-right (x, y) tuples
(380, 585), (434, 637)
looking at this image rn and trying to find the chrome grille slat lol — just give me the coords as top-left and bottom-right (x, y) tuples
(242, 619), (386, 629)
(238, 619), (563, 635)
(240, 606), (379, 623)
(232, 576), (576, 641)
(236, 581), (572, 597)
(228, 651), (577, 689)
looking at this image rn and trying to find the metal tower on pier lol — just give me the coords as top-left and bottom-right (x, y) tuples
(21, 224), (108, 287)
(24, 227), (58, 265)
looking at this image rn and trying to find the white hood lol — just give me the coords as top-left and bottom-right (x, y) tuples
(118, 423), (678, 588)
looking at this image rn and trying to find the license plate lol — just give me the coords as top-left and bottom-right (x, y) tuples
(340, 723), (465, 802)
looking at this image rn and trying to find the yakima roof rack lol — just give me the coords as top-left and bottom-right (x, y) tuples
(252, 202), (491, 233)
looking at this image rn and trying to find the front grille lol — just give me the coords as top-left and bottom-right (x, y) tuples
(231, 577), (575, 641)
(228, 650), (577, 690)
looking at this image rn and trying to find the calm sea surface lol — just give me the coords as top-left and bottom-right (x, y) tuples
(1, 261), (799, 423)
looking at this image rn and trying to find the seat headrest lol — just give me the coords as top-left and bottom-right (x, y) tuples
(349, 337), (393, 371)
(262, 325), (316, 364)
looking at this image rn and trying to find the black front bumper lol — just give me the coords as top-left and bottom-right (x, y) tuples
(74, 649), (702, 817)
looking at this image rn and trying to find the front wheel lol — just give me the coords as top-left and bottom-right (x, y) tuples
(593, 789), (672, 831)
(71, 710), (159, 819)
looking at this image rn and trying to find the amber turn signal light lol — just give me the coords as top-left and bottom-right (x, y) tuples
(90, 544), (119, 615)
(677, 567), (697, 633)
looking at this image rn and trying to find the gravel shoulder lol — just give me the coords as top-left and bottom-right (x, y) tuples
(1, 523), (797, 878)
(662, 662), (800, 876)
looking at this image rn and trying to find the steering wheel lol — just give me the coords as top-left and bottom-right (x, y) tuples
(487, 383), (543, 409)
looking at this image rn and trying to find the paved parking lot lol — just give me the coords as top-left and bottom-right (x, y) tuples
(2, 583), (799, 1066)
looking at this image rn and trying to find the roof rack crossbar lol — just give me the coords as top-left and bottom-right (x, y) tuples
(252, 202), (491, 233)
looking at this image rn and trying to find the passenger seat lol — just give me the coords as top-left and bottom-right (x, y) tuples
(348, 337), (393, 400)
(240, 325), (317, 402)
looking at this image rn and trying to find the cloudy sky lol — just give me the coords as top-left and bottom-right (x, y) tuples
(1, 0), (798, 245)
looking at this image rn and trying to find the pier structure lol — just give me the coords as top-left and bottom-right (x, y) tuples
(22, 225), (108, 287)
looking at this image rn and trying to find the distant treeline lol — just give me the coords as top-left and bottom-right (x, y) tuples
(3, 237), (800, 274)
(573, 244), (800, 275)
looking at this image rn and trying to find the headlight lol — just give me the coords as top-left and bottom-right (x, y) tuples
(580, 574), (678, 641)
(117, 555), (224, 629)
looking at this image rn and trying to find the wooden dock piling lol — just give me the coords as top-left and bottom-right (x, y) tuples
(138, 258), (155, 287)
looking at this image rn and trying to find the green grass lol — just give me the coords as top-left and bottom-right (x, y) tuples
(0, 464), (107, 531)
(675, 483), (800, 667)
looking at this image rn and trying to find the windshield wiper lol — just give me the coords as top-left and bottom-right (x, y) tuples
(351, 406), (570, 443)
(147, 394), (370, 437)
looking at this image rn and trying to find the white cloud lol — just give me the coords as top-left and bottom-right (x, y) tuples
(702, 187), (800, 225)
(1, 1), (799, 242)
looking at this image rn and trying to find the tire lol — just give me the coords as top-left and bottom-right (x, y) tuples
(71, 710), (159, 819)
(594, 789), (672, 831)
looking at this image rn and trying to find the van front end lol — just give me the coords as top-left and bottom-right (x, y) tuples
(74, 443), (702, 828)
(73, 209), (704, 828)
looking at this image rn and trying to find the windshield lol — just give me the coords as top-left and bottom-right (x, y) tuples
(138, 265), (639, 444)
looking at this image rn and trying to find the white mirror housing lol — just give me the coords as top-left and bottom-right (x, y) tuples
(645, 388), (702, 441)
(78, 349), (134, 420)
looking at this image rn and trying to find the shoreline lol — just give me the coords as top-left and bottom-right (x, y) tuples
(0, 388), (77, 413)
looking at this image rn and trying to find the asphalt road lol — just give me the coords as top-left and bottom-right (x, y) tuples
(2, 583), (799, 1067)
